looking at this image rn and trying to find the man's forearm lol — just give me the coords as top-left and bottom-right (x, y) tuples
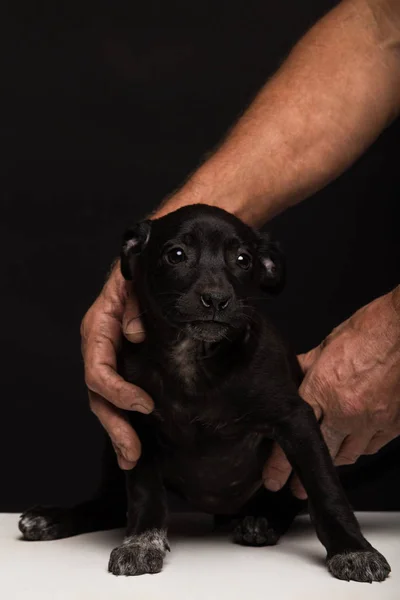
(392, 285), (400, 320)
(156, 0), (400, 226)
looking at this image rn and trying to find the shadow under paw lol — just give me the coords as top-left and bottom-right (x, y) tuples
(19, 506), (68, 541)
(327, 549), (391, 583)
(108, 529), (169, 576)
(233, 516), (279, 547)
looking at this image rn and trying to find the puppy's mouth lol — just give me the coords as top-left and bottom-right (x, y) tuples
(184, 320), (233, 343)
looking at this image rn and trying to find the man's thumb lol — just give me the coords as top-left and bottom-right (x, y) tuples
(297, 345), (322, 374)
(123, 286), (146, 343)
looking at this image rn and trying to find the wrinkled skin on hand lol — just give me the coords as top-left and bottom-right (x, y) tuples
(263, 288), (400, 498)
(81, 265), (400, 488)
(80, 262), (153, 469)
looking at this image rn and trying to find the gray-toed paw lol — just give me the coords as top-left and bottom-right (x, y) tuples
(19, 506), (67, 541)
(233, 516), (279, 547)
(108, 529), (170, 576)
(327, 549), (391, 583)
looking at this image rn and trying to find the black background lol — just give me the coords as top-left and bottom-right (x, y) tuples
(1, 1), (399, 512)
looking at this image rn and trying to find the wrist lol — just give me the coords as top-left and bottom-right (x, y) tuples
(151, 157), (277, 228)
(151, 175), (217, 220)
(350, 289), (400, 355)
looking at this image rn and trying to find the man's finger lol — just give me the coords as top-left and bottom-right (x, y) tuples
(298, 378), (323, 423)
(297, 346), (322, 374)
(262, 443), (292, 492)
(84, 316), (153, 413)
(364, 431), (396, 455)
(89, 390), (141, 467)
(320, 421), (345, 458)
(122, 283), (146, 343)
(112, 442), (138, 470)
(335, 432), (372, 465)
(86, 360), (153, 413)
(290, 474), (308, 500)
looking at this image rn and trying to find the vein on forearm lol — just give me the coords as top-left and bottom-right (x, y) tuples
(158, 0), (400, 227)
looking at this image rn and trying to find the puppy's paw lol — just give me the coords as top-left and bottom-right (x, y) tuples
(19, 506), (67, 541)
(233, 516), (279, 547)
(327, 549), (391, 583)
(108, 529), (169, 576)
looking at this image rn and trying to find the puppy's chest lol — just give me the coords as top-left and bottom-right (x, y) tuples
(151, 388), (243, 446)
(120, 337), (212, 395)
(169, 338), (199, 391)
(168, 336), (234, 394)
(122, 339), (244, 424)
(121, 338), (271, 447)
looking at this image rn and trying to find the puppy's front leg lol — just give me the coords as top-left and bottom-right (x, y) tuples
(108, 460), (169, 576)
(264, 399), (390, 582)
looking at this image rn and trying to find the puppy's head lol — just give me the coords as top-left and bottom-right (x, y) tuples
(120, 205), (285, 343)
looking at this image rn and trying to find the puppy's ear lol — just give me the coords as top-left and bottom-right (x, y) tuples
(120, 220), (152, 280)
(257, 233), (286, 294)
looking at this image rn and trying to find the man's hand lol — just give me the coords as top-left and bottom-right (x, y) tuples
(80, 262), (153, 469)
(263, 287), (400, 499)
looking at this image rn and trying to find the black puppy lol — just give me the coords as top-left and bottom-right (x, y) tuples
(19, 205), (390, 582)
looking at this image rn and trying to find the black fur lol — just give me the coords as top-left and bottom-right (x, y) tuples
(19, 205), (390, 583)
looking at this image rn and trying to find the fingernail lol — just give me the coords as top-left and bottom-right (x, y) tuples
(125, 324), (145, 335)
(124, 322), (145, 342)
(125, 332), (146, 344)
(264, 478), (281, 492)
(130, 402), (153, 414)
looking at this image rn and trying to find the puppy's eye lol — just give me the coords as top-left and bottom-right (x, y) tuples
(166, 247), (187, 265)
(236, 253), (252, 270)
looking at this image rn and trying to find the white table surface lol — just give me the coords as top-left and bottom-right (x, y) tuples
(1, 512), (399, 600)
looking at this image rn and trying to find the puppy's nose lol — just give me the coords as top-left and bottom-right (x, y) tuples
(200, 292), (231, 311)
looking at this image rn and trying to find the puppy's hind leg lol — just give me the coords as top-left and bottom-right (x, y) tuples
(233, 485), (304, 547)
(19, 437), (126, 541)
(19, 496), (126, 541)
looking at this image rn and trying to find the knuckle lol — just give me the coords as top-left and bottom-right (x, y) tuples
(84, 370), (97, 392)
(372, 405), (392, 426)
(113, 377), (125, 402)
(80, 307), (92, 337)
(112, 377), (138, 408)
